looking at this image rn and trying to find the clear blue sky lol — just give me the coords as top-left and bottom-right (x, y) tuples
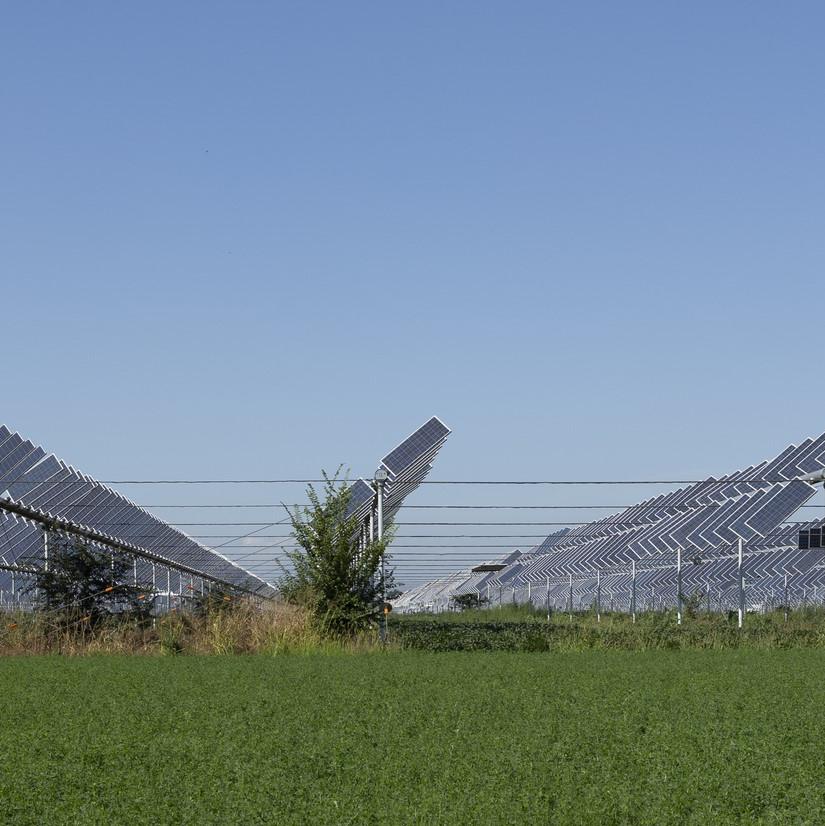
(3, 3), (824, 586)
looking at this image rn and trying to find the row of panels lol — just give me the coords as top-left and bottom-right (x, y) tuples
(0, 425), (276, 596)
(395, 430), (825, 612)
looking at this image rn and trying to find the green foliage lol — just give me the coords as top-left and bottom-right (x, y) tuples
(279, 471), (393, 636)
(5, 652), (825, 823)
(389, 607), (825, 651)
(27, 535), (153, 630)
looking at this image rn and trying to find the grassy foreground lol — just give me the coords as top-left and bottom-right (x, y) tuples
(2, 651), (825, 824)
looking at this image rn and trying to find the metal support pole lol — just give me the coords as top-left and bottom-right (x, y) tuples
(546, 576), (551, 623)
(676, 547), (682, 625)
(568, 573), (573, 621)
(737, 537), (744, 629)
(166, 567), (171, 613)
(133, 557), (138, 586)
(527, 581), (531, 605)
(784, 573), (789, 624)
(43, 528), (49, 572)
(631, 560), (637, 623)
(596, 570), (601, 623)
(375, 470), (387, 643)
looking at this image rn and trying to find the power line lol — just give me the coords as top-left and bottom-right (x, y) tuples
(9, 477), (820, 485)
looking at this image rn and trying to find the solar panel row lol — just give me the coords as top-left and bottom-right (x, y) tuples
(0, 425), (276, 597)
(395, 431), (825, 613)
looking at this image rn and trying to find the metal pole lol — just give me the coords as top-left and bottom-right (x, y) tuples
(737, 537), (744, 629)
(784, 573), (789, 624)
(568, 573), (573, 621)
(676, 547), (682, 625)
(43, 528), (49, 572)
(631, 560), (637, 623)
(376, 474), (387, 643)
(166, 567), (171, 613)
(546, 576), (551, 623)
(596, 570), (601, 623)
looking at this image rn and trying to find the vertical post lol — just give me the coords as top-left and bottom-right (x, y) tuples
(706, 580), (711, 613)
(631, 560), (637, 624)
(546, 576), (551, 623)
(568, 573), (573, 621)
(166, 567), (171, 613)
(784, 573), (789, 624)
(374, 468), (388, 643)
(737, 537), (744, 629)
(676, 547), (682, 626)
(596, 569), (601, 623)
(43, 528), (49, 572)
(133, 557), (138, 586)
(527, 581), (531, 605)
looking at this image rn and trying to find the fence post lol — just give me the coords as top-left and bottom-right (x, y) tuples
(784, 574), (789, 623)
(631, 560), (637, 623)
(527, 581), (531, 605)
(568, 573), (573, 621)
(737, 537), (744, 629)
(546, 576), (551, 623)
(596, 570), (601, 623)
(676, 547), (683, 625)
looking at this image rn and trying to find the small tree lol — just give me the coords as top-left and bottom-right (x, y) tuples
(279, 471), (393, 635)
(28, 535), (153, 629)
(451, 592), (489, 611)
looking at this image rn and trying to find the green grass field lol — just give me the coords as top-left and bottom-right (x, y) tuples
(2, 651), (825, 825)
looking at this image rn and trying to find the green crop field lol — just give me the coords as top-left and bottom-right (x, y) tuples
(2, 651), (824, 825)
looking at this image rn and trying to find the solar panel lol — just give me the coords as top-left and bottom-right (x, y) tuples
(396, 429), (825, 613)
(0, 424), (276, 597)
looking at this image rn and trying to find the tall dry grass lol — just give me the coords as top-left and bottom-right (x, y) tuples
(0, 601), (382, 656)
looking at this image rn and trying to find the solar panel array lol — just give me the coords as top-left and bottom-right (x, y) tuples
(345, 417), (451, 529)
(0, 425), (276, 598)
(395, 431), (825, 613)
